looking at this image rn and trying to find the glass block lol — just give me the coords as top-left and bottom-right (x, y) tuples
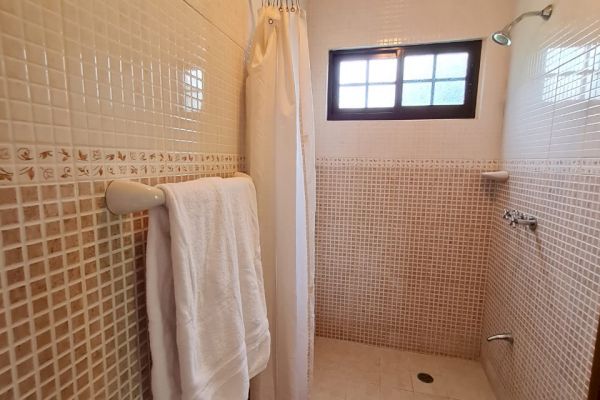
(435, 52), (469, 79)
(339, 60), (367, 84)
(403, 55), (434, 80)
(368, 58), (397, 83)
(433, 80), (466, 105)
(339, 85), (366, 108)
(367, 84), (396, 108)
(401, 82), (432, 106)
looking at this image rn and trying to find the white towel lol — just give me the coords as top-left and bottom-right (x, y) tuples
(146, 204), (181, 399)
(221, 174), (270, 377)
(146, 176), (270, 400)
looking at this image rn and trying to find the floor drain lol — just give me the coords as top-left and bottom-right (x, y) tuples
(417, 372), (434, 383)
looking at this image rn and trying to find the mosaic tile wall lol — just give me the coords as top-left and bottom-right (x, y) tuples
(501, 3), (600, 161)
(482, 0), (600, 400)
(315, 158), (498, 359)
(481, 160), (600, 400)
(481, 1), (600, 399)
(0, 0), (250, 398)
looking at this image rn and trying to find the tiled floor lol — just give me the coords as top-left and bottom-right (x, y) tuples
(312, 337), (496, 400)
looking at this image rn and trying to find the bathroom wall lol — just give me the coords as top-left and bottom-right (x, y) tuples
(308, 0), (515, 358)
(481, 0), (600, 399)
(0, 0), (250, 398)
(308, 0), (514, 160)
(316, 159), (497, 359)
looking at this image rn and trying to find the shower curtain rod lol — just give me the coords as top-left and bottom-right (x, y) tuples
(262, 0), (302, 11)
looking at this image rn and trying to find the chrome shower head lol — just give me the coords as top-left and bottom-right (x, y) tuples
(491, 4), (553, 46)
(491, 31), (512, 46)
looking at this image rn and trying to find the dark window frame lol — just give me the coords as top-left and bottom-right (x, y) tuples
(327, 40), (482, 121)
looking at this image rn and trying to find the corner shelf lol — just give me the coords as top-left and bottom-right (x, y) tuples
(481, 171), (509, 182)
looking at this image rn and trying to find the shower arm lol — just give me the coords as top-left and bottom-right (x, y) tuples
(501, 10), (545, 35)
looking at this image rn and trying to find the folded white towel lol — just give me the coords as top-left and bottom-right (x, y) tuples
(146, 176), (270, 400)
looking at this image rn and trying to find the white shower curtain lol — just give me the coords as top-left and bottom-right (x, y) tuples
(246, 4), (316, 400)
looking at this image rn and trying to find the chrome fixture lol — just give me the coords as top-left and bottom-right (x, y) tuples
(503, 209), (538, 231)
(491, 4), (553, 46)
(487, 333), (514, 345)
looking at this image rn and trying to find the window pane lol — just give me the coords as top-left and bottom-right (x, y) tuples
(402, 82), (432, 106)
(435, 52), (469, 79)
(340, 60), (367, 84)
(367, 84), (396, 108)
(368, 59), (397, 83)
(433, 80), (466, 105)
(403, 55), (434, 80)
(339, 85), (366, 108)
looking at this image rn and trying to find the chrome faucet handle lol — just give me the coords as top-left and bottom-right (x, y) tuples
(503, 209), (538, 231)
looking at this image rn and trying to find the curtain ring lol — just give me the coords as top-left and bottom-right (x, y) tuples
(268, 18), (274, 24)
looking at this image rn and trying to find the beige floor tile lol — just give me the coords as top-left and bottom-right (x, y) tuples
(345, 362), (381, 385)
(341, 346), (381, 371)
(444, 365), (496, 400)
(380, 348), (413, 370)
(312, 392), (345, 400)
(345, 380), (381, 400)
(313, 366), (347, 398)
(312, 381), (347, 399)
(381, 388), (415, 400)
(413, 393), (449, 400)
(380, 369), (413, 392)
(381, 388), (449, 400)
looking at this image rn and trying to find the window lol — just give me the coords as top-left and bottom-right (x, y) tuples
(327, 40), (482, 120)
(184, 68), (203, 111)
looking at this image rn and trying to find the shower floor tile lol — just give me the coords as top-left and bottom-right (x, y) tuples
(312, 337), (496, 400)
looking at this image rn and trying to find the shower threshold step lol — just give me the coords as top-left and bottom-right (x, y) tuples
(312, 337), (496, 400)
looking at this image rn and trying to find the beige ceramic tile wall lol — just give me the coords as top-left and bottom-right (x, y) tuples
(483, 0), (600, 399)
(0, 0), (250, 398)
(315, 159), (498, 359)
(482, 160), (600, 400)
(307, 0), (514, 159)
(308, 0), (515, 364)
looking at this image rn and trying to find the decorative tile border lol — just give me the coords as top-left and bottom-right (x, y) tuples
(0, 144), (244, 185)
(503, 158), (600, 175)
(316, 157), (499, 169)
